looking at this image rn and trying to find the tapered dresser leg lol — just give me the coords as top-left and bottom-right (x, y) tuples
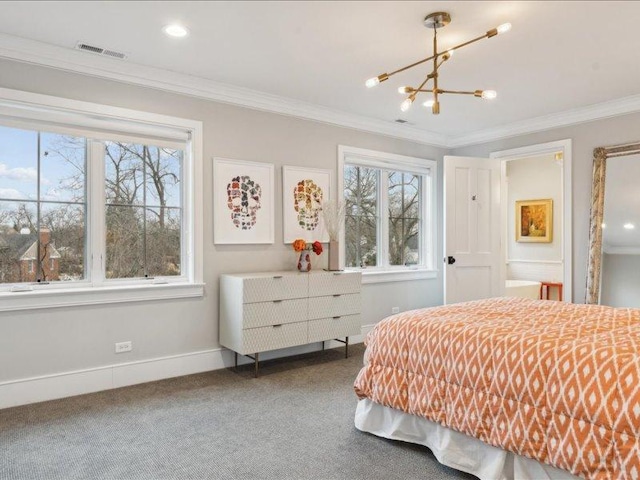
(254, 352), (259, 378)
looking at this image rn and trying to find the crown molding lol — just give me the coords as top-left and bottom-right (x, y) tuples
(1, 33), (640, 150)
(448, 94), (640, 148)
(0, 33), (449, 148)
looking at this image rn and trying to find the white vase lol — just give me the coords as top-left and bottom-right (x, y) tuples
(297, 250), (311, 272)
(328, 240), (340, 271)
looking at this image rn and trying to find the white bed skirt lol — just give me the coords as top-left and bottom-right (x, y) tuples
(354, 399), (580, 480)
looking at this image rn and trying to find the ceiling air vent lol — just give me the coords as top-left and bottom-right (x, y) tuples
(75, 42), (127, 60)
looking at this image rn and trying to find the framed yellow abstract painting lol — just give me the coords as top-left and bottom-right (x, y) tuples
(516, 199), (553, 243)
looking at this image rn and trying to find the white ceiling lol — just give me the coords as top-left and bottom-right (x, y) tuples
(0, 1), (639, 144)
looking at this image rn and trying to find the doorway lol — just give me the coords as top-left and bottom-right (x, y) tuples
(491, 139), (572, 302)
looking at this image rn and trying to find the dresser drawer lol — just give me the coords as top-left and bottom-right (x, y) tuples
(243, 274), (308, 303)
(308, 272), (361, 297)
(241, 321), (308, 354)
(308, 314), (361, 343)
(308, 294), (361, 320)
(243, 299), (307, 329)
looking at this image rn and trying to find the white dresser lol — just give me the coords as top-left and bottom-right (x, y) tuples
(219, 270), (362, 376)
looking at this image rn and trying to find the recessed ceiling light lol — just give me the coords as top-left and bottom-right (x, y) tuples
(624, 223), (635, 230)
(163, 24), (189, 38)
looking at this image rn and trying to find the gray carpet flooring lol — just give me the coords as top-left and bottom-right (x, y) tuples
(0, 345), (476, 480)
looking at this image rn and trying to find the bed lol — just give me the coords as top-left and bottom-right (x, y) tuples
(353, 297), (640, 480)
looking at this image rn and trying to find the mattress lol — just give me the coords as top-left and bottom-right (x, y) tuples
(353, 297), (640, 479)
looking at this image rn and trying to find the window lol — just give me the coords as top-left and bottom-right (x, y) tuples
(0, 89), (203, 310)
(104, 142), (182, 279)
(0, 128), (87, 284)
(339, 146), (436, 283)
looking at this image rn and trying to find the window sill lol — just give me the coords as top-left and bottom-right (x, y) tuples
(350, 269), (438, 284)
(0, 283), (205, 313)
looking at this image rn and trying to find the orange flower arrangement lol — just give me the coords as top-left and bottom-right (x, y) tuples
(292, 239), (307, 252)
(292, 239), (323, 255)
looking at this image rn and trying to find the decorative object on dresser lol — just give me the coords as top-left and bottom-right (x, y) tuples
(292, 239), (323, 272)
(219, 270), (362, 377)
(322, 200), (346, 271)
(282, 165), (332, 243)
(213, 157), (275, 244)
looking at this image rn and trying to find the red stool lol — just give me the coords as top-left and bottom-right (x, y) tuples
(540, 282), (563, 301)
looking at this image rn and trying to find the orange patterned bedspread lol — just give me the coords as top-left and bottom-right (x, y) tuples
(353, 297), (640, 480)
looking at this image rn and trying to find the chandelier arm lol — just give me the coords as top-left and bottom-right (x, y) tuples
(377, 31), (489, 81)
(438, 90), (477, 95)
(432, 25), (440, 114)
(385, 53), (439, 78)
(445, 33), (492, 56)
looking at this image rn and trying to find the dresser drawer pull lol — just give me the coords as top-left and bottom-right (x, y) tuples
(273, 275), (283, 279)
(273, 324), (283, 328)
(333, 294), (341, 297)
(332, 316), (341, 319)
(273, 300), (283, 303)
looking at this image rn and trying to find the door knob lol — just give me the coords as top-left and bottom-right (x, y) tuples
(446, 256), (456, 265)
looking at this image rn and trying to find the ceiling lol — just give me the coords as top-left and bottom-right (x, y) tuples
(0, 1), (639, 146)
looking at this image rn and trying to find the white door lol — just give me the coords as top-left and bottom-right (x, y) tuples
(444, 156), (503, 304)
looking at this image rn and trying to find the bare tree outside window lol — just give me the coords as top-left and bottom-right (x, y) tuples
(0, 127), (86, 284)
(343, 162), (426, 271)
(344, 165), (378, 268)
(0, 125), (183, 285)
(388, 172), (421, 266)
(105, 142), (182, 279)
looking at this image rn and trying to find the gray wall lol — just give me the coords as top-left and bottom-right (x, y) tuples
(452, 112), (640, 303)
(0, 59), (445, 382)
(600, 253), (640, 308)
(4, 54), (640, 383)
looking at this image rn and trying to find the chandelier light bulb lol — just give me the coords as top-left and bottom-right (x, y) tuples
(400, 98), (414, 112)
(481, 90), (497, 100)
(366, 77), (380, 88)
(497, 23), (512, 35)
(366, 12), (509, 115)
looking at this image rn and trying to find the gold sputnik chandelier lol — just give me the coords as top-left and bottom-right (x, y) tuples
(366, 12), (511, 114)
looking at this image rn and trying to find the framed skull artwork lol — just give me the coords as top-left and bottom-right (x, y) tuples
(282, 166), (332, 243)
(213, 158), (274, 244)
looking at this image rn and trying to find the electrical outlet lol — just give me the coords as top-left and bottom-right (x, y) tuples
(391, 307), (400, 314)
(115, 341), (132, 353)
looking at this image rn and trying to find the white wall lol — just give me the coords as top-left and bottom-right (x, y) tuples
(4, 53), (640, 396)
(505, 154), (563, 283)
(600, 253), (640, 307)
(0, 58), (445, 386)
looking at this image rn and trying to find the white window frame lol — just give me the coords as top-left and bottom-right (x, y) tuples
(0, 87), (204, 311)
(338, 145), (437, 284)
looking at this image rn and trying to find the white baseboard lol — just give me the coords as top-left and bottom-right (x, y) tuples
(0, 325), (373, 410)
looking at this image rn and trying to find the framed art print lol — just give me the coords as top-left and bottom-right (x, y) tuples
(213, 157), (274, 244)
(282, 166), (331, 243)
(515, 198), (553, 243)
